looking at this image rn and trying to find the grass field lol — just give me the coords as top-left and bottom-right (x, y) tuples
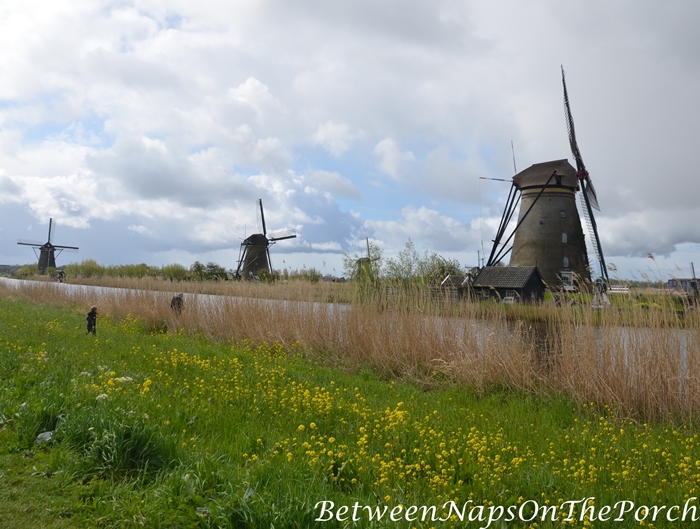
(1, 292), (700, 527)
(2, 277), (699, 422)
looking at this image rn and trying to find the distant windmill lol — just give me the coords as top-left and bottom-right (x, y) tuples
(355, 237), (380, 281)
(17, 218), (79, 274)
(234, 199), (296, 280)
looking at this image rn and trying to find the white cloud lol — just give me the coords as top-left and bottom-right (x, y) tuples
(304, 170), (361, 201)
(300, 240), (343, 252)
(366, 205), (475, 254)
(311, 121), (357, 156)
(229, 77), (286, 125)
(128, 224), (158, 238)
(373, 138), (415, 181)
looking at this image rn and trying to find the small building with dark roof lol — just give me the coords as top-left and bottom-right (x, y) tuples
(472, 266), (545, 303)
(668, 278), (698, 293)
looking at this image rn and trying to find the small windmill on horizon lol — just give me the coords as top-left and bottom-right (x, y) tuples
(17, 218), (79, 274)
(233, 199), (296, 280)
(355, 237), (380, 281)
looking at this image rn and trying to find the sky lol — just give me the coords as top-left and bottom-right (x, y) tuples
(1, 0), (699, 281)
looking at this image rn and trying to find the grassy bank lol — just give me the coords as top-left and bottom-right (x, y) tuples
(1, 297), (700, 527)
(2, 278), (699, 422)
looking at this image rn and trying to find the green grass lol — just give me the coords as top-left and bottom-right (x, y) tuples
(1, 298), (700, 527)
(0, 428), (83, 528)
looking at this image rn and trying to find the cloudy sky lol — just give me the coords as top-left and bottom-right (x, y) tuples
(1, 0), (698, 280)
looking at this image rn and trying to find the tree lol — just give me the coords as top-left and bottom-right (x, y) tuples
(63, 259), (105, 278)
(189, 261), (206, 281)
(384, 239), (420, 282)
(14, 263), (38, 278)
(384, 240), (463, 286)
(204, 262), (228, 280)
(421, 254), (463, 286)
(161, 263), (190, 281)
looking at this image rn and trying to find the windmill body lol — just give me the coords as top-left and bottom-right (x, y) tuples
(38, 244), (57, 273)
(17, 218), (79, 275)
(234, 200), (296, 280)
(238, 233), (272, 279)
(509, 159), (590, 289)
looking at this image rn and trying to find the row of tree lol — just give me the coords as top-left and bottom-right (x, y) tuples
(14, 260), (227, 281)
(342, 239), (466, 286)
(12, 240), (466, 285)
(13, 259), (327, 283)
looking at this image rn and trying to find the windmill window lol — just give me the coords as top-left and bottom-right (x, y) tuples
(562, 232), (568, 244)
(563, 256), (570, 268)
(561, 271), (575, 291)
(560, 210), (567, 218)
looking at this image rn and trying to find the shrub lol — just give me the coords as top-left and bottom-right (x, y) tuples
(58, 410), (178, 480)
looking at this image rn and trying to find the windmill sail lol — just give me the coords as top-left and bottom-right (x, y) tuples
(258, 199), (267, 236)
(562, 66), (608, 283)
(268, 229), (296, 241)
(582, 177), (600, 212)
(562, 69), (600, 212)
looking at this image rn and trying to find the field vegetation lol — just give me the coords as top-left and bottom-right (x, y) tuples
(1, 293), (700, 528)
(1, 272), (698, 423)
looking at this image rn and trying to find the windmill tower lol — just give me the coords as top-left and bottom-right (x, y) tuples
(486, 67), (609, 294)
(234, 199), (296, 280)
(508, 159), (590, 288)
(17, 218), (79, 274)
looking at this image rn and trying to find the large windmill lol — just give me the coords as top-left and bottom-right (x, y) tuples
(233, 199), (296, 280)
(17, 218), (79, 274)
(485, 67), (609, 295)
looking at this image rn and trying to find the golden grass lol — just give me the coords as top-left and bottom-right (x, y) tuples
(1, 277), (698, 423)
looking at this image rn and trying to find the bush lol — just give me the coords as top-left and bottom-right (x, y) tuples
(58, 411), (178, 480)
(14, 264), (38, 279)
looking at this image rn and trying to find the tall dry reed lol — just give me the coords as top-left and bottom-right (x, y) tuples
(1, 278), (698, 422)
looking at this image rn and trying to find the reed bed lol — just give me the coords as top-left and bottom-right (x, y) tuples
(1, 277), (698, 423)
(51, 275), (355, 303)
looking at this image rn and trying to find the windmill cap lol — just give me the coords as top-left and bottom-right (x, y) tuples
(513, 159), (579, 191)
(242, 233), (269, 245)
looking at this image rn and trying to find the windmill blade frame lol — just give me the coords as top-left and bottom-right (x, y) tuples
(258, 199), (267, 237)
(562, 66), (609, 284)
(562, 67), (600, 212)
(17, 240), (45, 247)
(268, 232), (297, 242)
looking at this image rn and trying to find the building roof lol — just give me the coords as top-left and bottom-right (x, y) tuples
(472, 266), (542, 289)
(513, 159), (579, 191)
(242, 233), (268, 246)
(440, 274), (467, 287)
